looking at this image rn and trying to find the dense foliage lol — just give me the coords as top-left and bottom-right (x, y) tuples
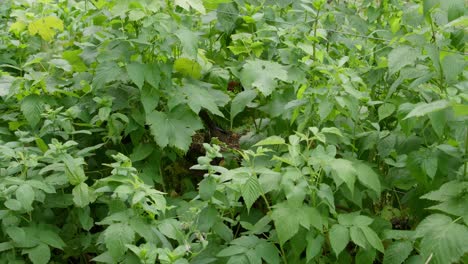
(0, 0), (467, 263)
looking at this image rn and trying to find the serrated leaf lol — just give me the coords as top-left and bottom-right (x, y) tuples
(388, 46), (419, 75)
(175, 28), (199, 58)
(271, 202), (300, 245)
(217, 245), (247, 257)
(378, 103), (396, 121)
(354, 162), (381, 194)
(16, 184), (35, 211)
(415, 214), (468, 264)
(62, 50), (87, 72)
(146, 106), (203, 152)
(329, 224), (349, 256)
(330, 159), (356, 195)
(383, 241), (413, 264)
(126, 62), (145, 89)
(21, 95), (43, 128)
(254, 136), (285, 146)
(230, 90), (257, 124)
(441, 54), (465, 84)
(72, 182), (95, 207)
(242, 175), (262, 212)
(104, 223), (135, 260)
(403, 100), (450, 120)
(255, 242), (280, 264)
(28, 16), (63, 41)
(62, 154), (87, 185)
(240, 59), (288, 96)
(175, 0), (206, 14)
(93, 61), (123, 90)
(24, 243), (50, 264)
(199, 176), (217, 200)
(182, 80), (230, 116)
(360, 226), (384, 253)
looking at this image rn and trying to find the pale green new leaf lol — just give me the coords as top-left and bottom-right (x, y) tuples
(415, 214), (468, 264)
(388, 46), (419, 75)
(403, 100), (450, 120)
(383, 241), (413, 264)
(104, 223), (135, 260)
(329, 224), (349, 256)
(146, 105), (203, 152)
(240, 59), (288, 96)
(242, 175), (262, 213)
(174, 58), (202, 79)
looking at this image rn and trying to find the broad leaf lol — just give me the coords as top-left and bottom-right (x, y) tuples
(383, 241), (413, 264)
(415, 214), (468, 264)
(329, 224), (349, 256)
(21, 95), (44, 128)
(28, 16), (63, 41)
(403, 100), (450, 120)
(104, 223), (135, 260)
(230, 90), (257, 124)
(354, 162), (381, 194)
(24, 243), (50, 264)
(330, 159), (356, 195)
(271, 202), (300, 245)
(240, 59), (288, 96)
(146, 105), (203, 152)
(388, 46), (419, 75)
(72, 182), (95, 207)
(378, 103), (396, 121)
(16, 184), (35, 211)
(241, 175), (262, 212)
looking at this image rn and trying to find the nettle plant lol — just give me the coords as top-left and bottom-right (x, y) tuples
(0, 0), (467, 263)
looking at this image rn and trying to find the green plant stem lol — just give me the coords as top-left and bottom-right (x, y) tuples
(312, 8), (321, 61)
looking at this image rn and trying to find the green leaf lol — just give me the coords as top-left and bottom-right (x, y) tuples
(28, 16), (63, 41)
(441, 54), (465, 84)
(403, 100), (450, 120)
(38, 228), (65, 249)
(217, 245), (247, 257)
(240, 59), (288, 96)
(126, 62), (145, 89)
(175, 0), (206, 14)
(62, 50), (87, 72)
(72, 182), (95, 207)
(388, 46), (419, 75)
(271, 202), (300, 245)
(306, 233), (324, 262)
(7, 226), (37, 247)
(329, 224), (350, 256)
(93, 62), (123, 90)
(24, 243), (50, 264)
(5, 199), (22, 211)
(356, 248), (376, 264)
(0, 242), (13, 252)
(383, 241), (413, 264)
(16, 184), (35, 211)
(21, 95), (44, 128)
(174, 58), (202, 79)
(175, 29), (199, 58)
(230, 90), (257, 124)
(242, 175), (262, 213)
(254, 136), (286, 146)
(62, 154), (87, 185)
(350, 226), (368, 249)
(199, 176), (217, 200)
(360, 226), (384, 253)
(255, 242), (280, 264)
(182, 80), (230, 116)
(146, 105), (203, 152)
(415, 214), (468, 264)
(330, 159), (356, 195)
(0, 75), (14, 98)
(130, 144), (154, 162)
(354, 162), (381, 194)
(104, 223), (135, 260)
(378, 103), (396, 121)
